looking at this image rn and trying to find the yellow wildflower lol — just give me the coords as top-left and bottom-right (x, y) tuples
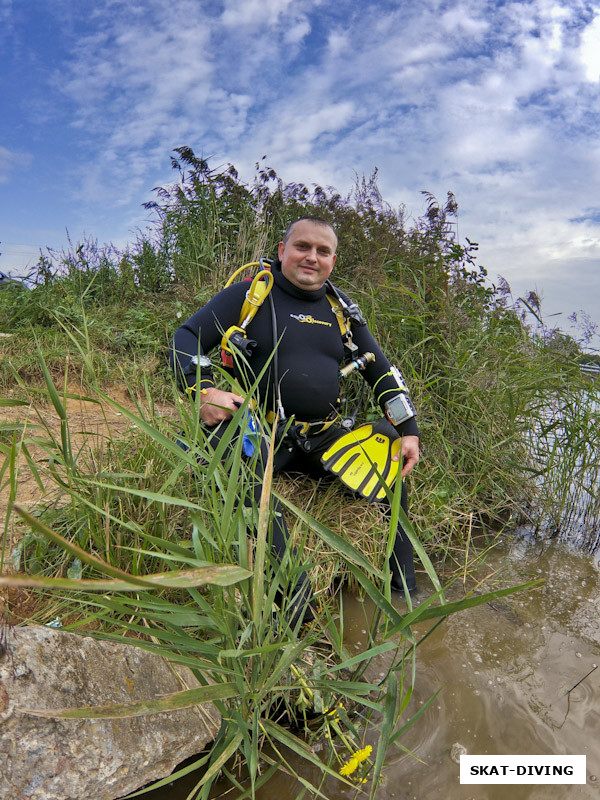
(354, 745), (373, 763)
(339, 744), (373, 777)
(339, 757), (359, 776)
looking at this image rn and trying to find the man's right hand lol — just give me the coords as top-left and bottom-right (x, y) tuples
(199, 387), (245, 426)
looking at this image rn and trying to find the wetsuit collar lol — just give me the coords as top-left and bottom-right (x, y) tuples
(271, 258), (328, 301)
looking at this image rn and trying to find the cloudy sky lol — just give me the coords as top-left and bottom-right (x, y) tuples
(1, 0), (599, 348)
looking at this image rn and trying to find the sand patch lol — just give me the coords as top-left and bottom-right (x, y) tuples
(1, 388), (174, 554)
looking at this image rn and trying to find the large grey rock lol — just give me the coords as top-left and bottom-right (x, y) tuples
(0, 625), (221, 800)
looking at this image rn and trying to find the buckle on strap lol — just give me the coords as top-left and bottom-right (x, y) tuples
(265, 412), (337, 436)
(295, 418), (337, 435)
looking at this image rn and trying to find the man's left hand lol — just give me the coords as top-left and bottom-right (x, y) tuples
(392, 435), (419, 477)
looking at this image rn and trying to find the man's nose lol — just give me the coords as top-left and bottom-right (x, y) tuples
(305, 247), (317, 262)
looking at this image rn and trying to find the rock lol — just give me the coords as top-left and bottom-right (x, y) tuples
(0, 625), (221, 800)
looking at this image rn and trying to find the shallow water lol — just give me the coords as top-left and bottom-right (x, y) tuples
(139, 538), (600, 799)
(362, 538), (600, 799)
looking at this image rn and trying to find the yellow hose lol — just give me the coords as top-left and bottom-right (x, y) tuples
(224, 261), (261, 288)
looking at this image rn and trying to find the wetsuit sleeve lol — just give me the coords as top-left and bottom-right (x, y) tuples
(170, 283), (248, 392)
(351, 323), (419, 438)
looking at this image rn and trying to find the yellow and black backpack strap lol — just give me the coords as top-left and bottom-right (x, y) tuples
(325, 280), (367, 356)
(326, 294), (352, 344)
(221, 259), (274, 367)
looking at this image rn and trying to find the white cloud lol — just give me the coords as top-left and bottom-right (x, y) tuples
(327, 30), (349, 57)
(221, 0), (294, 28)
(394, 41), (452, 69)
(63, 17), (214, 135)
(55, 1), (222, 203)
(579, 13), (600, 81)
(260, 100), (356, 159)
(440, 4), (489, 36)
(284, 15), (311, 44)
(206, 90), (252, 139)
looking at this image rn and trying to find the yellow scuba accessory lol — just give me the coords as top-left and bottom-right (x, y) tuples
(221, 261), (274, 367)
(320, 418), (401, 502)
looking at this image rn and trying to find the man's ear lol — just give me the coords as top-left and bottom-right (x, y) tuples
(278, 241), (285, 260)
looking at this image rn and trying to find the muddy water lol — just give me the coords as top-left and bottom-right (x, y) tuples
(349, 538), (600, 799)
(142, 538), (600, 799)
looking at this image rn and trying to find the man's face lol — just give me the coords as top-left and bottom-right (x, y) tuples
(278, 220), (337, 291)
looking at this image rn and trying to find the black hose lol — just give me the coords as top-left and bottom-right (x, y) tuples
(268, 293), (284, 419)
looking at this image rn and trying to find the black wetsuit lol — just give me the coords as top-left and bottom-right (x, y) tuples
(172, 260), (419, 602)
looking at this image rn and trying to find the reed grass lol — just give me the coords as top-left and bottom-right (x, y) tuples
(0, 339), (539, 799)
(529, 379), (600, 550)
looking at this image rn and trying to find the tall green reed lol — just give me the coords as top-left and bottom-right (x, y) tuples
(529, 377), (600, 549)
(0, 333), (538, 799)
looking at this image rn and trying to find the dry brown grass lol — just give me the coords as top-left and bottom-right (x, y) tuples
(274, 472), (390, 596)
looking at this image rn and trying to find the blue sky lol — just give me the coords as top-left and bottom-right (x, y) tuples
(2, 0), (600, 349)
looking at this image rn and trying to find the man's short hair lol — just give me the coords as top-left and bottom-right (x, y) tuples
(283, 217), (338, 247)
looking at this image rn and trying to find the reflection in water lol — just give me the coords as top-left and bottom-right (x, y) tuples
(136, 540), (600, 800)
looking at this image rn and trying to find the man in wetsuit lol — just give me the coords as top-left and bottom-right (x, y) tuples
(171, 217), (420, 620)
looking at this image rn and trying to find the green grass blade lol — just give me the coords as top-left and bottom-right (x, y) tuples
(36, 345), (67, 421)
(71, 480), (203, 511)
(345, 562), (405, 628)
(190, 730), (244, 796)
(21, 681), (240, 719)
(0, 563), (250, 591)
(12, 505), (249, 588)
(388, 579), (543, 636)
(327, 640), (400, 674)
(261, 719), (355, 788)
(389, 686), (443, 745)
(369, 671), (397, 797)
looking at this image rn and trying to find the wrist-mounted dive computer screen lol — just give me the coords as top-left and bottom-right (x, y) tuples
(384, 393), (416, 426)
